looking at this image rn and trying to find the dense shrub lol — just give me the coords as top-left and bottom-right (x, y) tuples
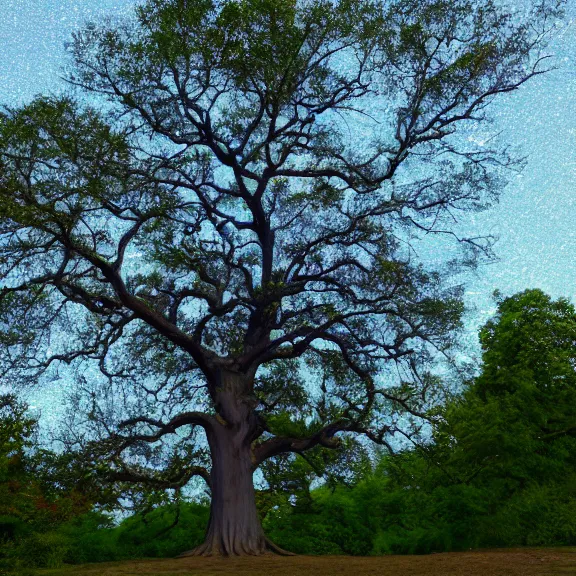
(57, 512), (119, 564)
(113, 502), (209, 558)
(13, 532), (72, 569)
(265, 488), (372, 555)
(50, 502), (210, 565)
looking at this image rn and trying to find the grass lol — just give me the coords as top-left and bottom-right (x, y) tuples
(34, 548), (576, 576)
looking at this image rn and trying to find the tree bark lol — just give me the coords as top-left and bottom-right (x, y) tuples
(178, 370), (293, 557)
(185, 425), (267, 556)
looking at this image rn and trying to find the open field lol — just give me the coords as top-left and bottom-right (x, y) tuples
(36, 548), (576, 576)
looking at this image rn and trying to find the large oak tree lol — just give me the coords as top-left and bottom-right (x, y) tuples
(0, 0), (561, 556)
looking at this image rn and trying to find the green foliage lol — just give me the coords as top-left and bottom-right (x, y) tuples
(263, 290), (576, 554)
(265, 486), (374, 555)
(0, 398), (98, 575)
(0, 396), (36, 538)
(0, 397), (90, 539)
(0, 502), (208, 568)
(13, 532), (72, 569)
(54, 512), (118, 565)
(55, 503), (208, 564)
(265, 413), (324, 438)
(113, 502), (208, 558)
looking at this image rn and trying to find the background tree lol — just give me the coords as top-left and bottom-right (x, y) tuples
(0, 396), (94, 572)
(446, 289), (576, 488)
(0, 395), (40, 544)
(384, 289), (576, 551)
(0, 0), (562, 556)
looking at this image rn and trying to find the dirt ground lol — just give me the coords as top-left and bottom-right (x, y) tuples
(36, 548), (576, 576)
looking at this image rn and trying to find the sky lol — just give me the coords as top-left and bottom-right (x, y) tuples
(1, 0), (576, 414)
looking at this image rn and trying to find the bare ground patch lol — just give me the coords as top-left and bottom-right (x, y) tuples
(35, 548), (576, 576)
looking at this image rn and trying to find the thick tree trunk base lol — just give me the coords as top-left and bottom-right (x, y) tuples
(178, 372), (297, 558)
(177, 537), (295, 558)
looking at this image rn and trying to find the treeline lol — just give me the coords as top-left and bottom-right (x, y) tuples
(1, 289), (576, 571)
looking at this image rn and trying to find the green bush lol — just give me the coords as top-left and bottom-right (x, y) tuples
(53, 502), (210, 564)
(478, 483), (576, 548)
(14, 532), (71, 568)
(0, 557), (35, 576)
(265, 487), (374, 555)
(56, 511), (119, 564)
(0, 517), (28, 544)
(114, 502), (209, 558)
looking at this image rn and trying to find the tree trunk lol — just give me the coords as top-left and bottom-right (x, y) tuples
(201, 426), (268, 555)
(178, 370), (293, 557)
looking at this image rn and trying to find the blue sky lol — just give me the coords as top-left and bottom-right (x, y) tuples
(1, 0), (576, 410)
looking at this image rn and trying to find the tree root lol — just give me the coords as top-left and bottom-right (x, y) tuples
(264, 537), (296, 556)
(176, 536), (295, 558)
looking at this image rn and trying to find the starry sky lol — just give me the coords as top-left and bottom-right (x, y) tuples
(1, 0), (576, 409)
